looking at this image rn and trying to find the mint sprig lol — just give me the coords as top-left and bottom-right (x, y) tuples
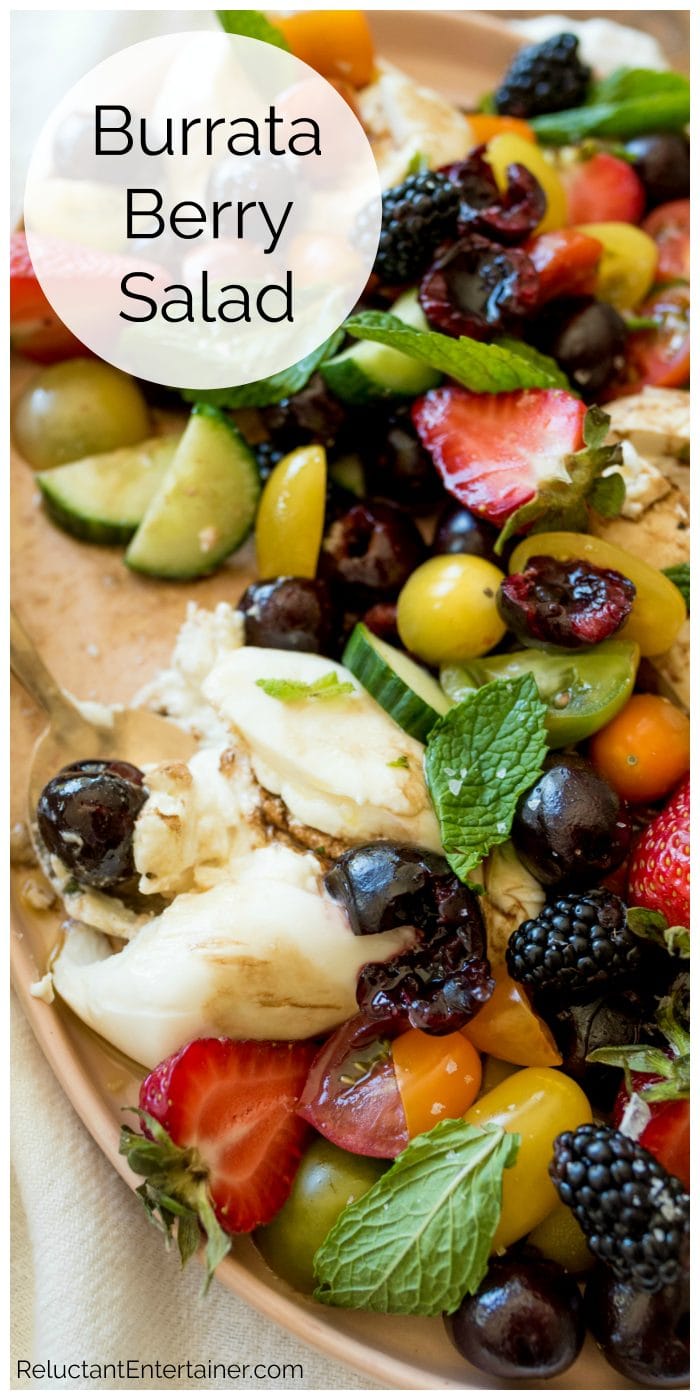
(531, 69), (689, 144)
(495, 405), (624, 552)
(314, 1119), (519, 1314)
(425, 673), (548, 888)
(181, 331), (343, 410)
(342, 312), (570, 393)
(255, 671), (356, 703)
(216, 10), (290, 49)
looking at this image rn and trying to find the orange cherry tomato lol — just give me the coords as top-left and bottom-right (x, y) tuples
(589, 694), (690, 803)
(393, 1028), (482, 1138)
(462, 965), (562, 1068)
(466, 114), (535, 147)
(272, 11), (376, 88)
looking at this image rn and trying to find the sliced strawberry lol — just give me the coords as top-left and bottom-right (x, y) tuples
(524, 228), (603, 304)
(10, 231), (87, 362)
(628, 778), (690, 929)
(411, 386), (586, 527)
(121, 1036), (316, 1283)
(618, 1089), (690, 1189)
(606, 992), (690, 1189)
(564, 151), (646, 226)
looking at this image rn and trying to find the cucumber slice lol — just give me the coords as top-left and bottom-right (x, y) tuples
(126, 404), (260, 579)
(320, 290), (442, 404)
(343, 622), (451, 742)
(37, 436), (180, 545)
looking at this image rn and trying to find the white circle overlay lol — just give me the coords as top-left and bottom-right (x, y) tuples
(24, 31), (381, 390)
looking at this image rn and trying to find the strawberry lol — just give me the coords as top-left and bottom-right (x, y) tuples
(411, 386), (586, 527)
(120, 1037), (316, 1285)
(628, 778), (690, 928)
(563, 151), (646, 225)
(524, 228), (603, 304)
(616, 1091), (690, 1190)
(10, 232), (87, 363)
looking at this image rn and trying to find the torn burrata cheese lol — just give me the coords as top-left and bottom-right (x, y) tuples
(47, 603), (443, 1064)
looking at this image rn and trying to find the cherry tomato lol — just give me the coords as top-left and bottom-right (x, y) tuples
(524, 229), (602, 305)
(255, 443), (326, 578)
(462, 965), (562, 1068)
(589, 694), (690, 804)
(10, 232), (86, 363)
(466, 114), (535, 146)
(642, 199), (690, 282)
(564, 152), (645, 227)
(465, 1068), (591, 1251)
(297, 1014), (408, 1159)
(605, 283), (690, 398)
(393, 1027), (481, 1138)
(528, 1202), (594, 1273)
(575, 222), (657, 310)
(273, 10), (375, 88)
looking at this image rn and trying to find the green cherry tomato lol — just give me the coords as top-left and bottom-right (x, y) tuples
(13, 358), (151, 470)
(441, 639), (640, 747)
(254, 1138), (386, 1294)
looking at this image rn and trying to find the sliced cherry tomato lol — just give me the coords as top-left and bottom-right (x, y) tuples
(462, 965), (562, 1068)
(524, 229), (603, 305)
(297, 1015), (408, 1159)
(642, 199), (690, 282)
(604, 282), (690, 398)
(466, 114), (535, 146)
(589, 694), (690, 804)
(273, 10), (375, 88)
(393, 1028), (481, 1138)
(10, 232), (87, 363)
(563, 152), (645, 227)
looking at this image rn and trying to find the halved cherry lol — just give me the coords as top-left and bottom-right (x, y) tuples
(603, 282), (689, 398)
(642, 199), (690, 282)
(524, 228), (602, 305)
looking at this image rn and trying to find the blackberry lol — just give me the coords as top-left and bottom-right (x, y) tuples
(550, 1124), (689, 1292)
(506, 889), (642, 1002)
(253, 440), (284, 482)
(374, 172), (460, 285)
(495, 33), (591, 119)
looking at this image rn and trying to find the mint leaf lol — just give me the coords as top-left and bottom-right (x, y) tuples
(531, 88), (689, 145)
(496, 407), (623, 551)
(342, 312), (570, 392)
(181, 331), (343, 409)
(589, 68), (690, 105)
(216, 9), (290, 49)
(314, 1119), (519, 1314)
(425, 674), (548, 887)
(387, 754), (410, 769)
(662, 563), (690, 614)
(255, 671), (356, 703)
(495, 337), (572, 390)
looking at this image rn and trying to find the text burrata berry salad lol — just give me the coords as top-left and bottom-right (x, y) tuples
(13, 11), (690, 1390)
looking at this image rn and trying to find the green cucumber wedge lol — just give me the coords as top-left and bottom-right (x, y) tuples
(320, 290), (442, 404)
(37, 435), (180, 545)
(343, 622), (451, 742)
(126, 404), (260, 579)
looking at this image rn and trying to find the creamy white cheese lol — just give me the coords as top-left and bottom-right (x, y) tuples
(358, 61), (473, 187)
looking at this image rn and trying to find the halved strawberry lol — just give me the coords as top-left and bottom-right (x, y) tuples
(411, 386), (586, 527)
(524, 228), (603, 304)
(628, 778), (690, 929)
(564, 151), (646, 226)
(121, 1037), (316, 1285)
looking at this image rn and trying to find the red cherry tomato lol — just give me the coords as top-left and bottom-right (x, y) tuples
(10, 232), (87, 362)
(641, 199), (690, 282)
(297, 1015), (408, 1158)
(524, 228), (603, 304)
(564, 151), (646, 226)
(603, 282), (690, 399)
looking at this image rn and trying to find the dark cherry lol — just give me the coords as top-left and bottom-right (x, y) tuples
(432, 500), (499, 564)
(529, 296), (628, 398)
(625, 133), (690, 208)
(261, 374), (347, 452)
(497, 555), (635, 649)
(37, 759), (147, 889)
(584, 1266), (689, 1386)
(544, 988), (666, 1111)
(207, 155), (297, 244)
(364, 408), (443, 511)
(237, 576), (338, 655)
(446, 1254), (585, 1380)
(443, 148), (546, 245)
(325, 841), (491, 1035)
(361, 601), (401, 647)
(319, 499), (425, 605)
(512, 753), (632, 887)
(420, 234), (539, 340)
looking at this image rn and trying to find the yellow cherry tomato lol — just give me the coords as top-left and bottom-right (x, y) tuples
(397, 554), (506, 666)
(575, 223), (658, 310)
(467, 115), (536, 147)
(508, 531), (686, 658)
(528, 1201), (594, 1274)
(485, 133), (566, 234)
(465, 1067), (591, 1251)
(463, 965), (562, 1069)
(272, 11), (376, 88)
(393, 1028), (482, 1139)
(589, 693), (690, 803)
(255, 443), (326, 579)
